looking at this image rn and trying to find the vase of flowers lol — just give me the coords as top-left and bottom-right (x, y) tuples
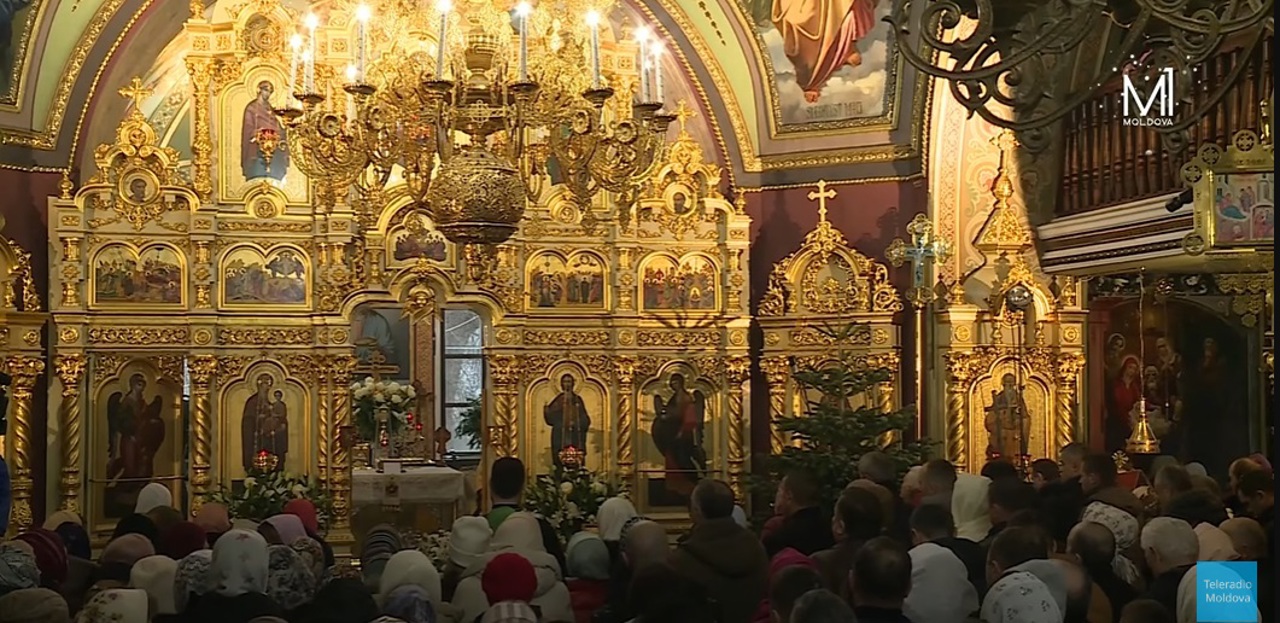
(206, 464), (334, 528)
(350, 377), (417, 442)
(523, 465), (619, 546)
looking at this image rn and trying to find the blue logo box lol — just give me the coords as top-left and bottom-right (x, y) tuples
(1196, 561), (1258, 622)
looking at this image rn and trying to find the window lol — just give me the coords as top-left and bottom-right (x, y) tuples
(440, 308), (483, 454)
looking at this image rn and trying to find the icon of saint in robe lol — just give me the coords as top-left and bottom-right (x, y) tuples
(983, 373), (1027, 460)
(242, 374), (288, 472)
(771, 0), (878, 102)
(241, 81), (289, 181)
(544, 374), (590, 466)
(652, 374), (707, 497)
(106, 373), (166, 485)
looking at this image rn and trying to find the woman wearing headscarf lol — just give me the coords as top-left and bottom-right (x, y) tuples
(193, 503), (231, 547)
(1080, 502), (1143, 589)
(383, 585), (436, 623)
(76, 588), (149, 623)
(445, 517), (491, 602)
(129, 555), (180, 623)
(86, 534), (155, 606)
(264, 545), (316, 613)
(289, 536), (327, 583)
(379, 550), (443, 606)
(0, 587), (70, 623)
(42, 512), (81, 532)
(951, 474), (993, 542)
(360, 525), (404, 590)
(564, 532), (610, 623)
(751, 548), (817, 623)
(1192, 523), (1239, 561)
(595, 498), (636, 617)
(53, 521), (97, 614)
(161, 522), (208, 560)
(281, 499), (334, 570)
(186, 529), (280, 623)
(15, 530), (68, 591)
(173, 550), (213, 613)
(0, 543), (40, 597)
(53, 523), (91, 561)
(110, 515), (159, 548)
(451, 512), (573, 623)
(905, 542), (979, 623)
(981, 569), (1064, 623)
(295, 578), (378, 623)
(134, 484), (173, 516)
(260, 515), (306, 547)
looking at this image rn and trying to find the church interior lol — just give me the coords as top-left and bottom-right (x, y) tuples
(0, 0), (1274, 610)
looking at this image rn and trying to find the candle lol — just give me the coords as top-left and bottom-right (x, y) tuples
(436, 0), (452, 79)
(355, 4), (371, 82)
(515, 2), (531, 82)
(635, 26), (650, 101)
(651, 41), (664, 103)
(586, 10), (602, 89)
(302, 50), (315, 93)
(345, 65), (357, 121)
(288, 33), (302, 97)
(304, 13), (319, 92)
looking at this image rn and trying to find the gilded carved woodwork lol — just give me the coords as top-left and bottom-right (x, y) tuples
(3, 356), (44, 535)
(54, 354), (87, 514)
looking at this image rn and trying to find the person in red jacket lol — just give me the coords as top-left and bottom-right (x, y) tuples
(564, 532), (610, 623)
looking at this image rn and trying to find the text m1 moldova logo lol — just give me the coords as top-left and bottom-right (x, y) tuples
(1122, 68), (1175, 127)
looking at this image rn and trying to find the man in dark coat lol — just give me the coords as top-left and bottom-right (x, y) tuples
(763, 470), (835, 557)
(670, 479), (768, 623)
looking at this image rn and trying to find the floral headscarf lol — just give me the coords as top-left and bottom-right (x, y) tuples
(265, 545), (316, 611)
(173, 550), (213, 612)
(1080, 501), (1141, 584)
(212, 529), (269, 597)
(75, 588), (149, 623)
(383, 585), (436, 623)
(290, 537), (327, 582)
(980, 570), (1063, 623)
(263, 515), (307, 546)
(0, 543), (41, 595)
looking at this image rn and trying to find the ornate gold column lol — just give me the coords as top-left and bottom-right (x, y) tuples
(54, 354), (86, 514)
(4, 355), (43, 535)
(760, 356), (790, 455)
(185, 58), (214, 201)
(316, 361), (332, 491)
(943, 353), (972, 471)
(725, 356), (750, 501)
(1054, 354), (1085, 453)
(613, 357), (636, 488)
(188, 356), (217, 511)
(489, 355), (521, 458)
(328, 354), (358, 544)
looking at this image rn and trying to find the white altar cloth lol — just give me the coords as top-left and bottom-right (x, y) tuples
(352, 466), (469, 506)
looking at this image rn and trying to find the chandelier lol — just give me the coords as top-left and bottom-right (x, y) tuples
(888, 0), (1274, 150)
(274, 0), (675, 245)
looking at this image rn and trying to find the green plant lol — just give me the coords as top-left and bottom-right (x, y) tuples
(207, 467), (334, 529)
(753, 323), (933, 512)
(454, 399), (483, 449)
(523, 467), (619, 545)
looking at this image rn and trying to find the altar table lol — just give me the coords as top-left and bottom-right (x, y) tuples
(351, 466), (475, 542)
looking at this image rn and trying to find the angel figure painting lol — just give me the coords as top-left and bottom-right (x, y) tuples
(104, 374), (167, 518)
(983, 373), (1028, 461)
(651, 374), (707, 502)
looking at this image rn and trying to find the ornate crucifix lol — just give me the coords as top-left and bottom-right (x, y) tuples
(886, 213), (950, 439)
(808, 180), (835, 221)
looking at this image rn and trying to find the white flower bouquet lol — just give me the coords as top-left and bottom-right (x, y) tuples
(523, 467), (619, 545)
(416, 529), (452, 572)
(350, 376), (418, 441)
(206, 468), (334, 528)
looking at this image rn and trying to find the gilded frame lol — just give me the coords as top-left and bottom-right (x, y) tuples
(216, 242), (313, 310)
(215, 360), (315, 483)
(1183, 129), (1276, 256)
(636, 251), (723, 315)
(523, 249), (612, 314)
(87, 241), (190, 311)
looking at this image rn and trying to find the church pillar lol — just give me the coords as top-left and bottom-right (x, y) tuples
(53, 354), (86, 514)
(489, 355), (521, 458)
(185, 58), (215, 202)
(613, 357), (636, 489)
(760, 356), (789, 455)
(316, 363), (332, 492)
(725, 356), (750, 501)
(328, 355), (358, 545)
(188, 355), (217, 511)
(4, 355), (42, 535)
(942, 354), (973, 472)
(1054, 354), (1085, 453)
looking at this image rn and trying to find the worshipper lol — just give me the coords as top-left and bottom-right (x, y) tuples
(281, 499), (334, 570)
(1137, 518), (1197, 617)
(594, 495), (637, 606)
(848, 537), (913, 623)
(173, 550), (213, 613)
(1068, 522), (1137, 622)
(563, 532), (609, 623)
(982, 528), (1064, 623)
(160, 522), (208, 560)
(295, 578), (379, 623)
(753, 549), (817, 623)
(129, 555), (179, 623)
(1224, 457), (1264, 517)
(984, 477), (1037, 547)
(1119, 600), (1172, 623)
(194, 503), (232, 547)
(1219, 517), (1273, 623)
(595, 520), (667, 623)
(481, 552), (537, 606)
(265, 544), (316, 613)
(981, 459), (1020, 482)
(628, 561), (718, 623)
(0, 457), (9, 536)
(908, 502), (986, 597)
(1052, 558), (1109, 623)
(185, 529), (281, 623)
(361, 524), (405, 591)
(0, 587), (70, 623)
(1165, 489), (1229, 528)
(1080, 499), (1142, 589)
(1192, 523), (1239, 561)
(53, 522), (96, 614)
(15, 529), (68, 591)
(1081, 454), (1143, 518)
(145, 506), (183, 548)
(52, 522), (90, 561)
(1012, 559), (1071, 619)
(0, 543), (40, 596)
(109, 515), (159, 548)
(76, 587), (148, 623)
(857, 451), (911, 543)
(92, 533), (156, 602)
(846, 479), (896, 536)
(812, 486), (880, 603)
(905, 539), (979, 623)
(1152, 466), (1193, 513)
(383, 585), (435, 623)
(1188, 474), (1221, 500)
(481, 600), (537, 623)
(763, 471), (834, 557)
(1032, 459), (1061, 490)
(486, 458), (527, 531)
(1235, 469), (1274, 534)
(671, 479), (768, 623)
(451, 513), (573, 622)
(1060, 443), (1087, 482)
(445, 517), (491, 602)
(259, 514), (307, 546)
(379, 549), (443, 611)
(42, 512), (81, 533)
(899, 466), (925, 507)
(789, 588), (856, 623)
(766, 565), (822, 623)
(289, 537), (326, 585)
(920, 459), (958, 511)
(950, 472), (993, 542)
(134, 484), (172, 515)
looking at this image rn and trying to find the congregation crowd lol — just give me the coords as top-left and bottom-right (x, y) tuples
(0, 447), (1274, 623)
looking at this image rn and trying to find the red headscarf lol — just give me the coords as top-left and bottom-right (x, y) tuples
(283, 499), (320, 534)
(16, 528), (69, 590)
(482, 552), (537, 604)
(752, 548), (818, 623)
(161, 521), (209, 559)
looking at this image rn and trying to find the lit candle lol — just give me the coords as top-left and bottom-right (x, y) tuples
(436, 0), (452, 79)
(635, 26), (650, 101)
(585, 10), (602, 89)
(515, 2), (531, 82)
(302, 49), (314, 94)
(304, 13), (319, 93)
(355, 4), (371, 82)
(288, 33), (302, 97)
(650, 41), (664, 103)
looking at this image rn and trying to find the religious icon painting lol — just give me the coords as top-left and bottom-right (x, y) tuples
(638, 370), (714, 509)
(526, 251), (608, 311)
(527, 370), (606, 474)
(0, 0), (36, 105)
(1212, 171), (1274, 245)
(350, 303), (413, 379)
(639, 253), (719, 312)
(90, 243), (186, 308)
(214, 64), (310, 204)
(387, 210), (450, 265)
(967, 366), (1049, 469)
(88, 362), (183, 530)
(218, 245), (310, 308)
(219, 366), (310, 480)
(117, 170), (161, 206)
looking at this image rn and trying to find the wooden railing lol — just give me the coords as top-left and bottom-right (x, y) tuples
(1058, 35), (1273, 216)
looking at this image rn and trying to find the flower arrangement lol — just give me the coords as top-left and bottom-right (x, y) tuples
(416, 529), (452, 572)
(206, 464), (334, 529)
(350, 376), (418, 441)
(523, 465), (619, 545)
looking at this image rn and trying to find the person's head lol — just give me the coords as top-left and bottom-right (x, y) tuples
(788, 589), (855, 623)
(988, 477), (1037, 525)
(775, 471), (819, 516)
(621, 520), (668, 571)
(1080, 453), (1116, 494)
(1139, 517), (1197, 575)
(129, 178), (147, 199)
(669, 373), (685, 392)
(769, 565), (823, 623)
(1030, 459), (1060, 490)
(1219, 518), (1268, 560)
(1153, 465), (1193, 509)
(691, 479), (734, 523)
(131, 554), (180, 616)
(857, 452), (896, 487)
(257, 80), (274, 102)
(13, 529), (67, 591)
(1059, 443), (1087, 479)
(832, 486), (882, 543)
(489, 457), (526, 503)
(629, 561), (714, 623)
(908, 503), (954, 546)
(1119, 599), (1173, 623)
(1227, 457), (1263, 491)
(899, 465), (925, 503)
(1236, 469), (1274, 516)
(849, 537), (912, 608)
(481, 552), (537, 604)
(596, 496), (638, 541)
(449, 516), (492, 569)
(211, 529), (270, 597)
(1164, 489), (1228, 527)
(981, 460), (1019, 482)
(559, 374), (575, 393)
(985, 526), (1050, 587)
(1066, 522), (1115, 572)
(921, 459), (958, 497)
(565, 532), (610, 581)
(128, 373), (146, 395)
(0, 588), (69, 623)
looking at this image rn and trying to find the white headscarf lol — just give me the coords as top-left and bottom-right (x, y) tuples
(905, 542), (979, 623)
(731, 505), (748, 528)
(134, 483), (173, 514)
(130, 555), (180, 615)
(981, 570), (1064, 623)
(596, 497), (638, 542)
(76, 588), (149, 623)
(211, 529), (270, 597)
(1185, 463), (1207, 478)
(1194, 523), (1240, 561)
(1080, 501), (1142, 585)
(491, 512), (544, 552)
(951, 474), (992, 542)
(379, 550), (443, 606)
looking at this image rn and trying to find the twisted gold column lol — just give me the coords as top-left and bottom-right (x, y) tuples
(943, 355), (972, 472)
(761, 357), (790, 455)
(316, 362), (332, 492)
(188, 356), (217, 512)
(5, 356), (43, 535)
(613, 357), (636, 489)
(725, 356), (750, 502)
(1054, 354), (1084, 453)
(54, 354), (86, 514)
(186, 58), (214, 201)
(489, 356), (522, 458)
(328, 355), (357, 545)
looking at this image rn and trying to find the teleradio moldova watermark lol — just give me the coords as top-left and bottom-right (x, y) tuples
(1196, 561), (1258, 622)
(1122, 67), (1175, 127)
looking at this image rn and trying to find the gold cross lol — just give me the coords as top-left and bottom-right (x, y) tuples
(118, 77), (152, 109)
(807, 179), (836, 223)
(673, 100), (697, 133)
(990, 130), (1019, 175)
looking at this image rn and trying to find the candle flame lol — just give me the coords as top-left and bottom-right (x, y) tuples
(346, 64), (358, 81)
(634, 25), (649, 42)
(515, 1), (532, 17)
(585, 10), (600, 27)
(356, 4), (372, 22)
(436, 0), (452, 12)
(290, 34), (303, 50)
(304, 13), (320, 30)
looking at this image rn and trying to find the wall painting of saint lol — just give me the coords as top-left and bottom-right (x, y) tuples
(0, 0), (34, 103)
(528, 253), (606, 310)
(241, 373), (289, 473)
(222, 370), (308, 480)
(543, 374), (591, 467)
(647, 373), (708, 507)
(641, 255), (717, 311)
(241, 80), (289, 182)
(95, 369), (179, 522)
(221, 247), (308, 307)
(92, 244), (185, 307)
(1213, 172), (1274, 246)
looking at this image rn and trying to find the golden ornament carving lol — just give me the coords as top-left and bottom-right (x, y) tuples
(217, 221), (313, 233)
(21, 330), (40, 346)
(1061, 326), (1080, 344)
(1053, 353), (1085, 452)
(614, 356), (637, 487)
(3, 355), (44, 533)
(54, 354), (86, 514)
(88, 327), (188, 344)
(192, 329), (214, 345)
(218, 328), (312, 345)
(186, 58), (215, 201)
(495, 328), (519, 344)
(617, 331), (635, 346)
(764, 332), (781, 346)
(760, 356), (791, 455)
(522, 330), (610, 347)
(954, 325), (972, 343)
(636, 331), (719, 347)
(725, 354), (750, 501)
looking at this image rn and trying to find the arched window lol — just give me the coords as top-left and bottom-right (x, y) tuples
(440, 308), (483, 454)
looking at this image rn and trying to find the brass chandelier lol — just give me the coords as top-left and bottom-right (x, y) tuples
(274, 0), (675, 245)
(887, 0), (1274, 150)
